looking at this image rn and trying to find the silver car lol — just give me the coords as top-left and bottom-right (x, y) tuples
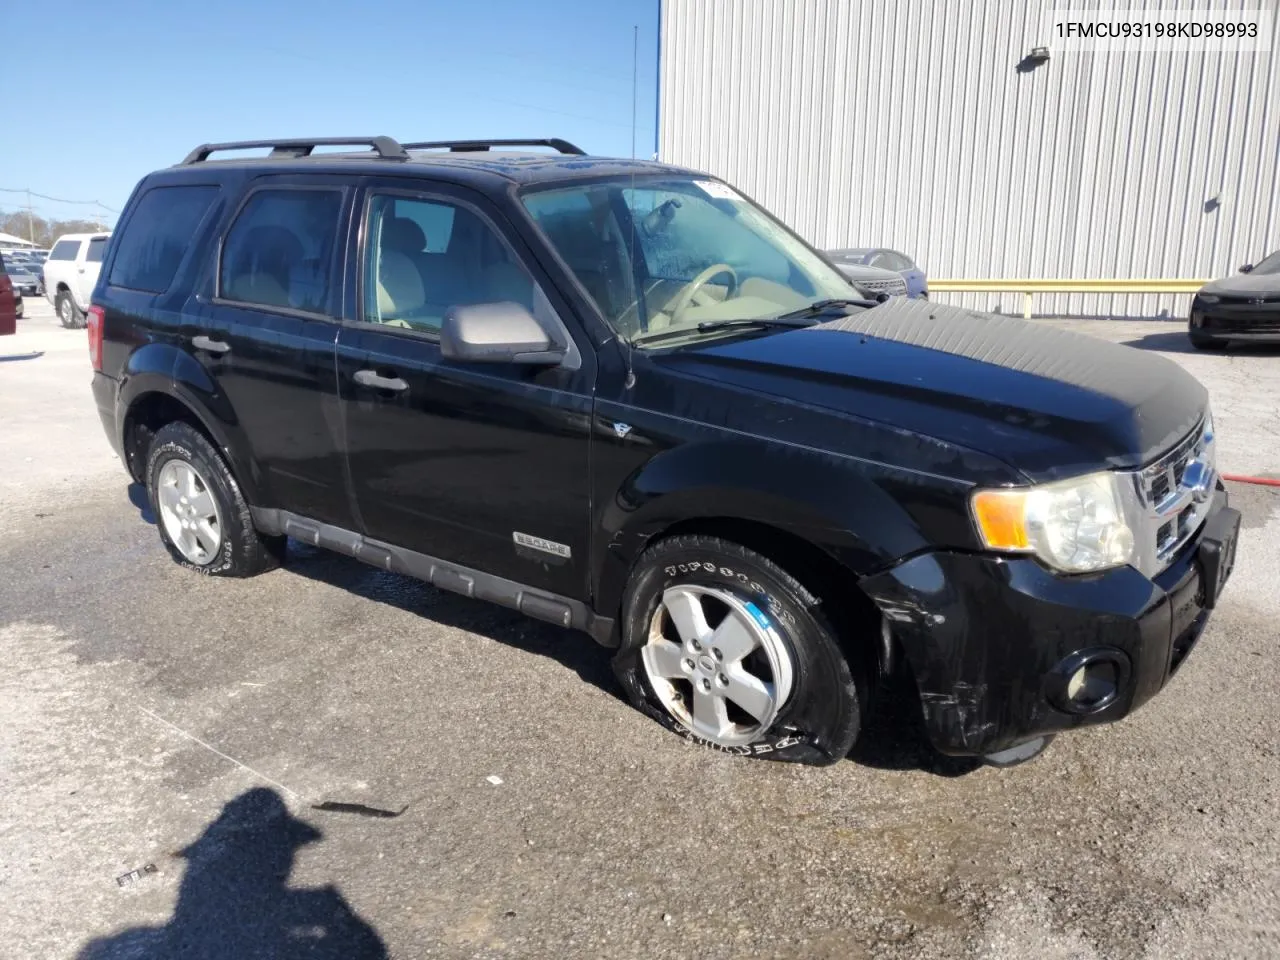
(822, 252), (908, 298)
(1, 255), (41, 298)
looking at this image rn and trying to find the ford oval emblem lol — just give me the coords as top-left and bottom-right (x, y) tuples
(1180, 460), (1214, 503)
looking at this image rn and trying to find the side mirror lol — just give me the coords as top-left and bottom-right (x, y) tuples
(1239, 263), (1254, 273)
(440, 301), (567, 366)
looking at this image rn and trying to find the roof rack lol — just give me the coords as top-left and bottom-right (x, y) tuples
(400, 138), (586, 156)
(181, 137), (409, 165)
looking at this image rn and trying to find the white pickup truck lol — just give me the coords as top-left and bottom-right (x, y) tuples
(43, 232), (110, 328)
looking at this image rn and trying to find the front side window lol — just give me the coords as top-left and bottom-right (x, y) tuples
(220, 188), (342, 313)
(362, 194), (535, 332)
(85, 238), (108, 263)
(48, 240), (79, 261)
(522, 177), (853, 346)
(109, 185), (219, 292)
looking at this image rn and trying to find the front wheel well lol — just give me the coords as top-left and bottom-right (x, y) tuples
(643, 517), (889, 681)
(122, 392), (218, 483)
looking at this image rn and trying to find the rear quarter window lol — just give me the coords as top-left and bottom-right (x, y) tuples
(48, 240), (79, 261)
(108, 185), (220, 293)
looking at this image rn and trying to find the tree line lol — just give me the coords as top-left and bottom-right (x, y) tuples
(0, 209), (110, 248)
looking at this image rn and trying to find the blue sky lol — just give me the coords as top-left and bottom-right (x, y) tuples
(1, 0), (660, 226)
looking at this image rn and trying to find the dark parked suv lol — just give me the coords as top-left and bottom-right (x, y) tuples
(90, 136), (1240, 766)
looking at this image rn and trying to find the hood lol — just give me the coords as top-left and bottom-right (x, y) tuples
(660, 298), (1207, 482)
(1200, 272), (1280, 297)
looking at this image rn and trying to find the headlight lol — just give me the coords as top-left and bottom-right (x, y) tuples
(1197, 294), (1220, 304)
(971, 471), (1135, 573)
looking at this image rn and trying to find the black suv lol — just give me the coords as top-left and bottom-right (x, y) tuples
(90, 136), (1241, 766)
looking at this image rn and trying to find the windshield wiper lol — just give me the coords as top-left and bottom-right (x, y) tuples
(694, 316), (819, 333)
(773, 297), (879, 321)
(630, 301), (875, 346)
(631, 316), (815, 346)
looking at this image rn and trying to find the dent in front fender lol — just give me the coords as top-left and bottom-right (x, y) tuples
(589, 429), (949, 620)
(860, 551), (1172, 756)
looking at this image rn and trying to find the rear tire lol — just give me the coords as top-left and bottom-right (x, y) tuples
(146, 422), (286, 577)
(612, 534), (865, 765)
(1189, 331), (1226, 351)
(56, 290), (84, 329)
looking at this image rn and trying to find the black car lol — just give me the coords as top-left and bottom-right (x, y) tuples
(1189, 250), (1280, 348)
(88, 136), (1240, 767)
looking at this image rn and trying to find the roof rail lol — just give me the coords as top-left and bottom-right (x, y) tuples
(180, 137), (409, 165)
(400, 138), (586, 156)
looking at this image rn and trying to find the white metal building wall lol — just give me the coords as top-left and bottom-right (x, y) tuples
(658, 0), (1280, 318)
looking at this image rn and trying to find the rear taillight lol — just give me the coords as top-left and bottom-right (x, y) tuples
(87, 305), (105, 371)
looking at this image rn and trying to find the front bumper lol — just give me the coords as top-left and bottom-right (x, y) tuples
(1191, 300), (1280, 340)
(861, 489), (1239, 757)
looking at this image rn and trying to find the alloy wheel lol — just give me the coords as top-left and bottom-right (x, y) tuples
(641, 584), (795, 747)
(156, 459), (223, 565)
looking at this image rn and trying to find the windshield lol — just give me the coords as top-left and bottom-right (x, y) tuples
(1251, 250), (1280, 275)
(522, 177), (856, 346)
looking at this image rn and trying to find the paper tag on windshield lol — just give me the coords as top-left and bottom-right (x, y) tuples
(694, 180), (741, 201)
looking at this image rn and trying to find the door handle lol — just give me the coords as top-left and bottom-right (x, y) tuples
(192, 335), (231, 354)
(77, 268), (86, 273)
(354, 369), (409, 392)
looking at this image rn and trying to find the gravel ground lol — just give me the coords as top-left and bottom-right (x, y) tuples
(2, 301), (1278, 959)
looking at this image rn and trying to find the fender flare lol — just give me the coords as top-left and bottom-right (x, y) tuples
(116, 343), (264, 504)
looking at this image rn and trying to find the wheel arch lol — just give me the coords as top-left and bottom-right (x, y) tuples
(118, 362), (263, 504)
(637, 516), (891, 678)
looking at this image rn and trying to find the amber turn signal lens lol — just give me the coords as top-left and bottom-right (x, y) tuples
(971, 490), (1030, 550)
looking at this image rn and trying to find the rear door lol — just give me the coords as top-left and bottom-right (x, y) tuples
(335, 177), (596, 599)
(184, 175), (352, 526)
(76, 235), (108, 307)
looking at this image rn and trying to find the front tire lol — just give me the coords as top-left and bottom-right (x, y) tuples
(613, 534), (864, 765)
(146, 422), (285, 577)
(56, 290), (84, 329)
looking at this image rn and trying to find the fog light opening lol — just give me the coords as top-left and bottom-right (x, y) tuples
(1065, 660), (1118, 710)
(1049, 648), (1130, 715)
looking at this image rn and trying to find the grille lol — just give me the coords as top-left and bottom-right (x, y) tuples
(1218, 294), (1280, 305)
(1135, 416), (1215, 574)
(856, 278), (908, 295)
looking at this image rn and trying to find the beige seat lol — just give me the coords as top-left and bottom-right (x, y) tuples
(376, 250), (426, 321)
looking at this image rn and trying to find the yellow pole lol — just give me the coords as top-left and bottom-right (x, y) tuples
(1023, 292), (1033, 320)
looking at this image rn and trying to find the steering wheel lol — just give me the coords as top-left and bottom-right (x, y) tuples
(669, 263), (739, 327)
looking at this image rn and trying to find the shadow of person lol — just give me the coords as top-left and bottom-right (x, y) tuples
(78, 788), (387, 960)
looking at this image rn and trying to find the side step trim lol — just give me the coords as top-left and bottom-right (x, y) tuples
(251, 507), (616, 646)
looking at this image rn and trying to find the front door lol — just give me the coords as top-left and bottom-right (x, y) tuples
(184, 177), (352, 526)
(336, 181), (595, 599)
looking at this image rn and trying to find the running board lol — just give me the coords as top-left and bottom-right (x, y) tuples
(251, 507), (616, 646)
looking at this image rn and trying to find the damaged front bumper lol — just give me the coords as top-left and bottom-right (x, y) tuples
(860, 490), (1240, 757)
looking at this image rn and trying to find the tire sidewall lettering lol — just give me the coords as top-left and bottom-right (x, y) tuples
(149, 440), (234, 576)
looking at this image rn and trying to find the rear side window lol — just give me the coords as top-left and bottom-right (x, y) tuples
(108, 186), (219, 293)
(219, 188), (342, 314)
(86, 238), (108, 263)
(48, 240), (79, 261)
